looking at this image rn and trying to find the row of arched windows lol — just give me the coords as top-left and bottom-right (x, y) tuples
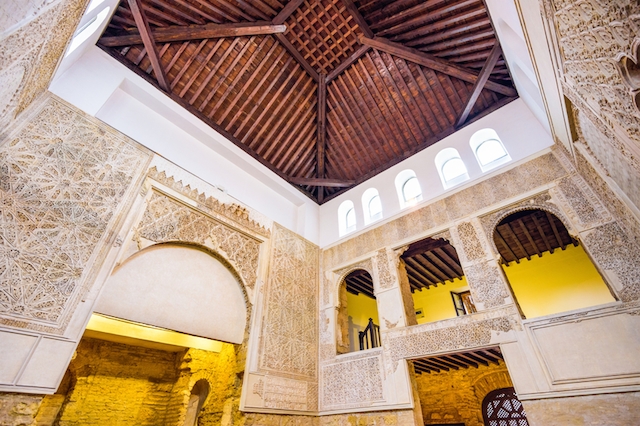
(338, 129), (511, 236)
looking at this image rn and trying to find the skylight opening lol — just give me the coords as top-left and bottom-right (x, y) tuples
(470, 128), (511, 172)
(65, 6), (110, 57)
(435, 148), (469, 189)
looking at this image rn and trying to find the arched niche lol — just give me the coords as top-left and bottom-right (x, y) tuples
(95, 243), (247, 343)
(491, 208), (616, 318)
(183, 379), (210, 426)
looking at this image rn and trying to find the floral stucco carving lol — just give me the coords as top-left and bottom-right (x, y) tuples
(321, 354), (384, 410)
(0, 95), (150, 332)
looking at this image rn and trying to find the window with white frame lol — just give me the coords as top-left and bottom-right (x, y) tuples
(65, 5), (111, 57)
(338, 200), (356, 236)
(435, 148), (469, 189)
(395, 169), (422, 208)
(469, 128), (511, 172)
(362, 188), (382, 225)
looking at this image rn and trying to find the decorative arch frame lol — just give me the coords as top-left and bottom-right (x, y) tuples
(333, 258), (376, 303)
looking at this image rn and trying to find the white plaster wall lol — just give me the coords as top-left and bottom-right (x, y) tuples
(95, 244), (247, 344)
(318, 99), (554, 247)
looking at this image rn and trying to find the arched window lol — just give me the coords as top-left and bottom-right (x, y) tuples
(362, 188), (382, 225)
(470, 128), (511, 172)
(482, 387), (529, 426)
(65, 6), (111, 57)
(395, 169), (422, 208)
(435, 148), (469, 189)
(338, 200), (356, 236)
(336, 269), (379, 354)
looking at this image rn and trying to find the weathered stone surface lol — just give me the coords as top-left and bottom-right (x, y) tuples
(0, 392), (44, 426)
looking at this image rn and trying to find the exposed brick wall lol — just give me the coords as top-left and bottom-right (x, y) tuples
(414, 360), (513, 426)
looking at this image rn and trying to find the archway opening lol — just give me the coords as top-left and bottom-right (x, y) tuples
(493, 209), (615, 318)
(336, 269), (380, 354)
(399, 237), (473, 325)
(184, 379), (210, 426)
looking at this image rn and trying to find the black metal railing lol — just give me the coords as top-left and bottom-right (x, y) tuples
(358, 318), (380, 350)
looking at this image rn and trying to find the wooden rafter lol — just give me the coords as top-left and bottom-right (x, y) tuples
(342, 0), (373, 38)
(99, 22), (286, 47)
(127, 0), (170, 91)
(360, 37), (516, 97)
(273, 0), (305, 24)
(455, 44), (502, 127)
(316, 76), (328, 202)
(327, 44), (370, 82)
(289, 177), (354, 187)
(275, 33), (320, 81)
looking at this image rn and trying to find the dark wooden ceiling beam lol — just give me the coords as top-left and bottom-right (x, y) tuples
(402, 238), (449, 259)
(316, 75), (328, 202)
(361, 37), (516, 97)
(450, 353), (478, 368)
(494, 228), (519, 264)
(275, 33), (320, 81)
(273, 0), (305, 24)
(502, 223), (531, 261)
(532, 213), (554, 254)
(327, 44), (371, 82)
(100, 22), (286, 47)
(342, 0), (374, 38)
(455, 44), (502, 127)
(289, 177), (355, 187)
(517, 218), (541, 257)
(546, 212), (566, 250)
(127, 0), (170, 91)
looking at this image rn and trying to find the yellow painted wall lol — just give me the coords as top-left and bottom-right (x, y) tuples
(346, 292), (379, 329)
(502, 244), (615, 318)
(411, 277), (469, 324)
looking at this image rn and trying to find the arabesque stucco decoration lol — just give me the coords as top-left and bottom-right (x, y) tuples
(0, 95), (150, 331)
(135, 190), (262, 290)
(374, 249), (396, 291)
(260, 224), (319, 379)
(321, 351), (384, 410)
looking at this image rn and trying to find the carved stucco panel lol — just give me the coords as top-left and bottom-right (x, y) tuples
(552, 174), (613, 230)
(135, 191), (261, 291)
(0, 95), (151, 332)
(260, 224), (318, 379)
(374, 249), (396, 291)
(450, 221), (488, 264)
(463, 261), (511, 310)
(321, 355), (384, 410)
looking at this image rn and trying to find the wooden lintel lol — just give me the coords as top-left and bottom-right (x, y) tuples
(100, 22), (287, 47)
(127, 0), (170, 91)
(273, 0), (305, 24)
(327, 44), (370, 82)
(275, 33), (320, 81)
(360, 37), (516, 97)
(455, 44), (502, 127)
(342, 0), (374, 38)
(289, 177), (355, 187)
(402, 238), (450, 259)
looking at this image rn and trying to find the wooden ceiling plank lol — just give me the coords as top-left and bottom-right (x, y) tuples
(273, 0), (305, 24)
(286, 126), (318, 176)
(241, 62), (302, 144)
(436, 38), (497, 60)
(397, 59), (445, 133)
(404, 264), (435, 288)
(392, 56), (442, 134)
(189, 38), (240, 104)
(233, 58), (297, 136)
(502, 222), (531, 261)
(179, 39), (224, 97)
(141, 2), (187, 25)
(326, 113), (366, 176)
(275, 33), (320, 81)
(227, 49), (288, 128)
(377, 0), (477, 38)
(170, 39), (207, 90)
(209, 36), (271, 117)
(517, 218), (542, 257)
(422, 252), (456, 282)
(327, 86), (378, 167)
(340, 71), (398, 161)
(327, 44), (371, 82)
(355, 58), (408, 155)
(267, 87), (317, 159)
(441, 74), (465, 113)
(413, 359), (440, 373)
(362, 37), (515, 97)
(169, 0), (221, 23)
(334, 75), (393, 164)
(546, 212), (566, 250)
(433, 247), (464, 276)
(440, 355), (472, 369)
(402, 238), (449, 259)
(369, 0), (448, 32)
(475, 350), (501, 365)
(144, 42), (171, 74)
(127, 0), (170, 91)
(494, 228), (519, 264)
(428, 249), (461, 280)
(532, 212), (554, 254)
(418, 67), (457, 123)
(365, 52), (420, 148)
(324, 127), (359, 181)
(189, 0), (239, 22)
(407, 18), (491, 48)
(415, 254), (450, 282)
(165, 41), (190, 73)
(232, 0), (273, 20)
(147, 0), (205, 25)
(317, 76), (328, 181)
(364, 0), (424, 23)
(218, 38), (278, 123)
(450, 353), (478, 368)
(455, 44), (501, 127)
(405, 258), (440, 286)
(372, 50), (428, 142)
(391, 6), (487, 42)
(460, 352), (489, 366)
(429, 357), (460, 370)
(100, 22), (286, 47)
(200, 37), (257, 112)
(277, 107), (317, 171)
(254, 74), (314, 151)
(418, 29), (495, 53)
(341, 0), (374, 38)
(419, 358), (450, 371)
(487, 348), (504, 359)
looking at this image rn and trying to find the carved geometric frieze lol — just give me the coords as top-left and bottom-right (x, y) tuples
(463, 261), (511, 310)
(260, 224), (318, 379)
(327, 257), (374, 305)
(0, 95), (151, 331)
(374, 249), (396, 291)
(388, 308), (518, 361)
(321, 353), (384, 410)
(135, 190), (262, 291)
(451, 221), (488, 263)
(261, 376), (309, 411)
(553, 174), (613, 230)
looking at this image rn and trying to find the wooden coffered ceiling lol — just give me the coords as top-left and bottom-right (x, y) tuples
(98, 0), (518, 203)
(412, 347), (504, 374)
